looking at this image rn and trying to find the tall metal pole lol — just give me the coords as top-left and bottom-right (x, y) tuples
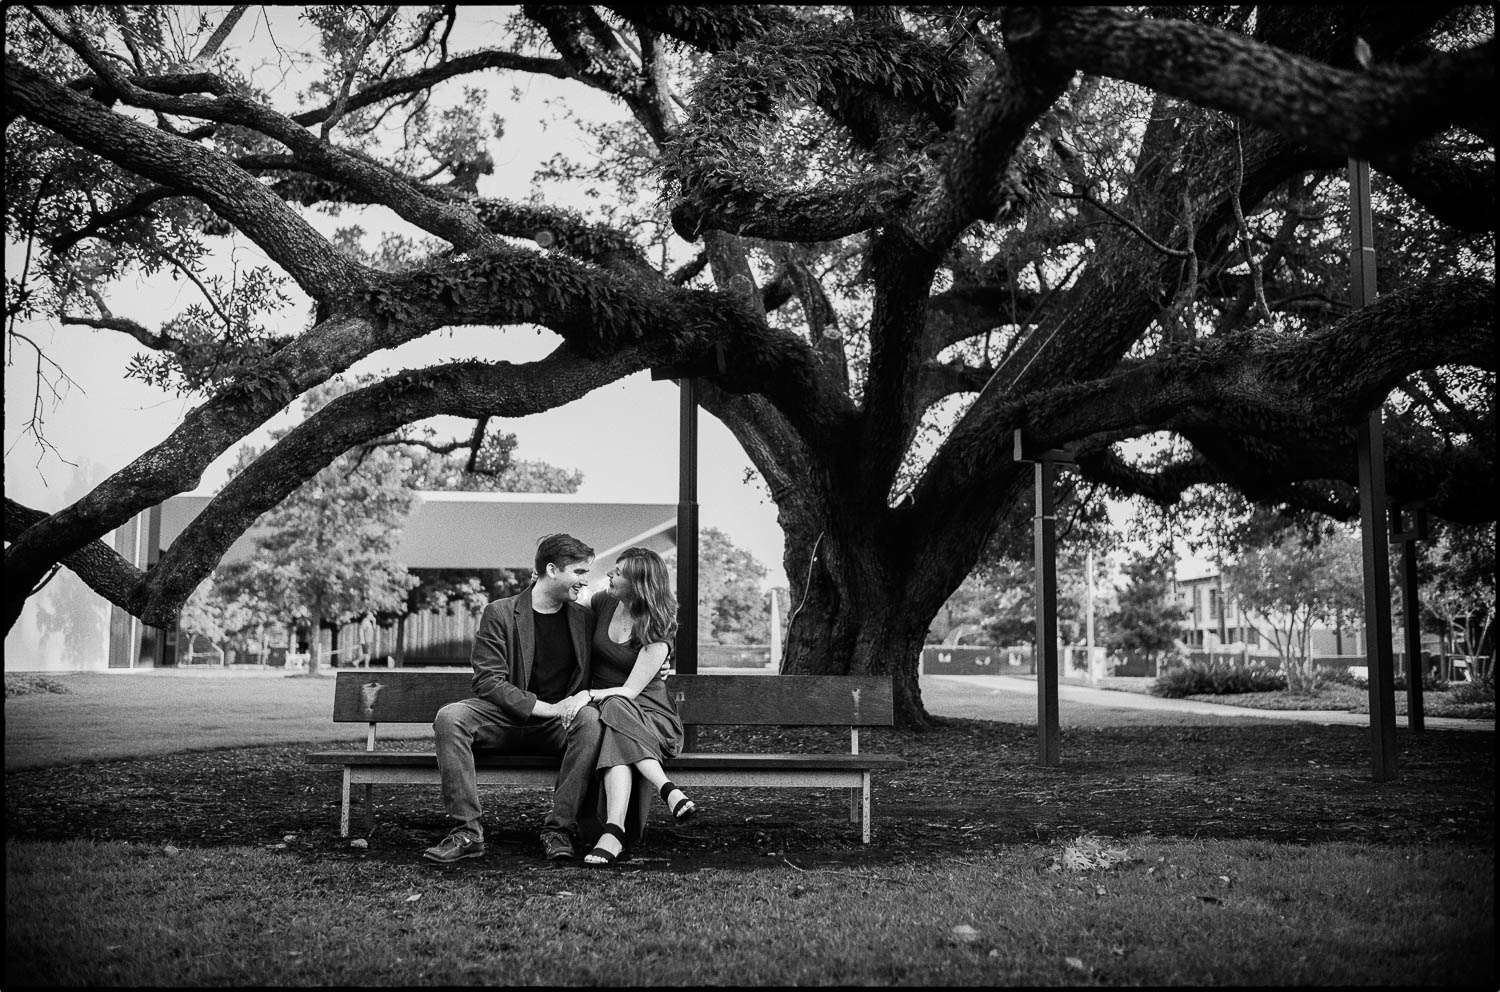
(1034, 459), (1061, 767)
(1349, 157), (1397, 780)
(1391, 503), (1426, 733)
(677, 377), (699, 677)
(1085, 549), (1096, 675)
(677, 377), (699, 753)
(652, 346), (722, 685)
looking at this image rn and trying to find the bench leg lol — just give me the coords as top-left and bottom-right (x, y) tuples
(363, 784), (374, 834)
(340, 769), (351, 838)
(861, 771), (872, 845)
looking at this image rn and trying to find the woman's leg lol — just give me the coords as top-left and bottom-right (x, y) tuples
(603, 764), (632, 827)
(631, 757), (670, 792)
(586, 765), (633, 863)
(632, 757), (696, 821)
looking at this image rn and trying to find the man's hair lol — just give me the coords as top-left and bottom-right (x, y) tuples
(534, 533), (594, 575)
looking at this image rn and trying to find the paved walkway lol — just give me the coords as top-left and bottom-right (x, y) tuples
(919, 674), (1492, 732)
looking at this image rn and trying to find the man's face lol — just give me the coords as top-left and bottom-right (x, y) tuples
(543, 558), (593, 602)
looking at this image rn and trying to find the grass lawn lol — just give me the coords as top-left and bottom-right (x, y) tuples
(5, 672), (1494, 985)
(6, 837), (1492, 986)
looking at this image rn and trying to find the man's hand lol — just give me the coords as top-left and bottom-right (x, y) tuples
(556, 690), (591, 728)
(658, 657), (673, 681)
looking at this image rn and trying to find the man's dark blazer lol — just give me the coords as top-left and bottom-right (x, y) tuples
(469, 583), (592, 720)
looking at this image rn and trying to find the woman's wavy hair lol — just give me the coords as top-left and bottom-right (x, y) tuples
(615, 547), (678, 654)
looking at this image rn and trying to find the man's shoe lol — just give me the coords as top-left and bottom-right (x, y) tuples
(423, 830), (485, 863)
(541, 831), (576, 861)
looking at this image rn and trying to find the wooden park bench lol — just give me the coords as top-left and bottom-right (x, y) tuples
(307, 671), (906, 843)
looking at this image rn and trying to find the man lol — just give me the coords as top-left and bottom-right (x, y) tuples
(356, 612), (377, 669)
(424, 533), (602, 863)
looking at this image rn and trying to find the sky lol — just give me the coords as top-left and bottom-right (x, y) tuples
(3, 7), (790, 668)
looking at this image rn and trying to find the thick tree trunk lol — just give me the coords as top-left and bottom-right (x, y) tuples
(776, 512), (942, 730)
(768, 458), (1035, 729)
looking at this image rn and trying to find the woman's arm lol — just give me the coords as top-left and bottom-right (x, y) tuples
(590, 642), (670, 702)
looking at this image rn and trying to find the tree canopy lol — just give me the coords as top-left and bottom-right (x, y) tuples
(4, 5), (1493, 725)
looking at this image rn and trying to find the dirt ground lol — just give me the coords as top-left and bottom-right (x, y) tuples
(5, 718), (1492, 873)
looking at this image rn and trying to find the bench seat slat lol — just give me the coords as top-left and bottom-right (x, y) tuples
(308, 750), (906, 770)
(343, 766), (883, 790)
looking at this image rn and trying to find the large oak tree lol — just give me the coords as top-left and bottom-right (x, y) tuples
(4, 6), (1493, 726)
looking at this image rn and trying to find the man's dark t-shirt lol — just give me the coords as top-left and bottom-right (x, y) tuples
(529, 608), (575, 704)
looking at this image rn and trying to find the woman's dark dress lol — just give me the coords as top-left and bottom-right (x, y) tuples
(589, 591), (684, 769)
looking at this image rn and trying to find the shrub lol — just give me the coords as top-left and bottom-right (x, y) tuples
(1449, 675), (1495, 706)
(1337, 671), (1458, 693)
(4, 675), (70, 698)
(1393, 673), (1451, 692)
(1318, 665), (1361, 687)
(1151, 660), (1286, 698)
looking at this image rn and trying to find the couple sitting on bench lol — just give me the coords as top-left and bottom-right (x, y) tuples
(424, 533), (694, 866)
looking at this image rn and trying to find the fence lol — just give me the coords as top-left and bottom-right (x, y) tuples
(920, 645), (1034, 676)
(697, 644), (772, 668)
(1175, 650), (1446, 679)
(396, 610), (477, 666)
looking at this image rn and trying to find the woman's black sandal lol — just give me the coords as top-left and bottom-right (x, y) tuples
(660, 780), (697, 822)
(585, 823), (627, 865)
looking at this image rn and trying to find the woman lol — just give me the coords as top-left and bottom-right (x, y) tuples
(582, 547), (697, 864)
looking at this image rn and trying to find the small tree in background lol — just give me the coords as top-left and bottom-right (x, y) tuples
(177, 578), (266, 665)
(218, 454), (418, 674)
(933, 494), (1120, 647)
(1107, 553), (1185, 677)
(964, 549), (1120, 649)
(1221, 526), (1363, 693)
(1420, 523), (1496, 677)
(666, 528), (772, 645)
(217, 385), (420, 675)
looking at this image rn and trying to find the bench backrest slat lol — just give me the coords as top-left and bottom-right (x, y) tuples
(332, 672), (893, 727)
(670, 675), (891, 726)
(333, 672), (471, 723)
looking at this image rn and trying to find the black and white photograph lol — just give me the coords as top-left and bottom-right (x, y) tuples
(5, 5), (1493, 986)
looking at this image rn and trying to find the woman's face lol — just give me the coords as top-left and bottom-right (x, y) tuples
(608, 562), (632, 600)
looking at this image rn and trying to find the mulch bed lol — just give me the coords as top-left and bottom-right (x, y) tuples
(5, 719), (1492, 872)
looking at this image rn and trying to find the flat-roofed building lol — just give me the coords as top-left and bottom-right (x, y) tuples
(103, 491), (676, 669)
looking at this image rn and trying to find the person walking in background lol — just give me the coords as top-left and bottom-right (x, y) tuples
(424, 534), (602, 864)
(356, 612), (377, 669)
(582, 547), (697, 865)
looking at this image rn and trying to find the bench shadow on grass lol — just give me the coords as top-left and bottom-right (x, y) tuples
(4, 720), (1493, 875)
